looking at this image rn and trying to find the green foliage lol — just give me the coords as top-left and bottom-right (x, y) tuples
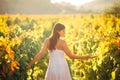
(0, 14), (120, 80)
(105, 0), (120, 17)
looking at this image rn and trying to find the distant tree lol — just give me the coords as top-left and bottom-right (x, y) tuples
(105, 0), (120, 16)
(0, 0), (8, 14)
(0, 0), (18, 14)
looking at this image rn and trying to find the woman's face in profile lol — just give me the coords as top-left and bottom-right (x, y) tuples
(58, 29), (65, 37)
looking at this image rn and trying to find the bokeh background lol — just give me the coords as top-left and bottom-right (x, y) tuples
(0, 0), (120, 80)
(0, 0), (120, 14)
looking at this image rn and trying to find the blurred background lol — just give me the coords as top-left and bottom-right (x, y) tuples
(0, 0), (120, 80)
(0, 0), (120, 14)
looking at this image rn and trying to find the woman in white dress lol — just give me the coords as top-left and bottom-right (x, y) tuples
(28, 23), (97, 80)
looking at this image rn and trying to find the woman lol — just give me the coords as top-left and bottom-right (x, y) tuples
(28, 23), (97, 80)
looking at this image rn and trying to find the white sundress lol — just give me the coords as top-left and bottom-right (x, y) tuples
(44, 49), (72, 80)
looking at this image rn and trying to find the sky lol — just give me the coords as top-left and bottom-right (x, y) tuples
(51, 0), (94, 6)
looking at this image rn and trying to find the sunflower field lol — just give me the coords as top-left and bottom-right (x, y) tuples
(0, 14), (120, 80)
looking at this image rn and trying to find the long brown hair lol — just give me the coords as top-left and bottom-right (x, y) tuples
(49, 23), (65, 51)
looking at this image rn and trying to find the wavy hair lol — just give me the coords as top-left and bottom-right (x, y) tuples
(49, 23), (65, 51)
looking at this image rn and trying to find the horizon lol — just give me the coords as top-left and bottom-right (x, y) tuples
(51, 0), (95, 6)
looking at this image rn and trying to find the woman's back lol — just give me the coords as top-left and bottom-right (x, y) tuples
(45, 39), (72, 80)
(47, 39), (64, 51)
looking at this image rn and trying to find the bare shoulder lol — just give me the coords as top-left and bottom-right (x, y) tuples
(44, 38), (50, 44)
(59, 39), (67, 45)
(59, 39), (68, 51)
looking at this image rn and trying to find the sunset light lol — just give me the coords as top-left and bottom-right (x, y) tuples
(51, 0), (94, 6)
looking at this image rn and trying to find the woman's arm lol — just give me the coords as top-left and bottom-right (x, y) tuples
(62, 40), (97, 59)
(28, 39), (48, 68)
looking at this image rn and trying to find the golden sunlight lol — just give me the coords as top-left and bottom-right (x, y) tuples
(51, 0), (94, 6)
